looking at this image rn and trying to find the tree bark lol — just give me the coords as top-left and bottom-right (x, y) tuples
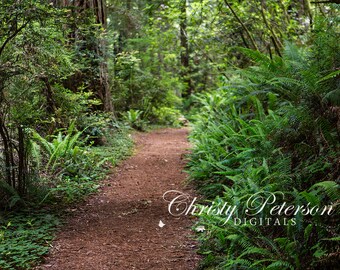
(0, 115), (13, 187)
(304, 0), (313, 27)
(180, 0), (193, 98)
(17, 125), (27, 195)
(40, 76), (57, 115)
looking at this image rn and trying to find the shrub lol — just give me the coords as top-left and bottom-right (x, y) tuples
(122, 109), (147, 131)
(151, 106), (182, 127)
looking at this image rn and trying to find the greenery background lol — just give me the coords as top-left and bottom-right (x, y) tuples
(0, 0), (339, 269)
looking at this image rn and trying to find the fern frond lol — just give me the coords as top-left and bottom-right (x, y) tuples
(310, 181), (339, 201)
(266, 260), (294, 270)
(317, 69), (340, 83)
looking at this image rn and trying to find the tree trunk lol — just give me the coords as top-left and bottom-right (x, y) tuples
(17, 125), (27, 195)
(303, 0), (313, 27)
(56, 0), (113, 112)
(40, 76), (57, 115)
(180, 0), (193, 98)
(0, 115), (13, 187)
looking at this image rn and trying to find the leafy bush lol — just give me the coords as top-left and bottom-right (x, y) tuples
(77, 112), (120, 146)
(122, 109), (147, 131)
(31, 123), (84, 176)
(151, 106), (182, 127)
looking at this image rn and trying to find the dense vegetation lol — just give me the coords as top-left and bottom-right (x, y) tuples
(0, 0), (339, 269)
(0, 1), (133, 268)
(187, 6), (340, 270)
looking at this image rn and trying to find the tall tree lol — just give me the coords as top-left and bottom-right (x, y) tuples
(179, 0), (193, 98)
(54, 0), (113, 112)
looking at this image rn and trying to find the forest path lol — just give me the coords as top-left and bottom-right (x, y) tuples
(38, 128), (200, 270)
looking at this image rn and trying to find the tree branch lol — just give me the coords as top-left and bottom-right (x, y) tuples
(311, 0), (340, 3)
(0, 21), (29, 57)
(223, 0), (259, 51)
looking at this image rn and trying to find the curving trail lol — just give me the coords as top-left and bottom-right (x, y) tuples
(38, 128), (200, 270)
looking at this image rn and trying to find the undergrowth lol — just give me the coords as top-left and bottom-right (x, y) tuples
(0, 118), (133, 269)
(188, 16), (339, 270)
(0, 211), (60, 270)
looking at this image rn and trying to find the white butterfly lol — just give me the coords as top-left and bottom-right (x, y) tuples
(158, 220), (166, 228)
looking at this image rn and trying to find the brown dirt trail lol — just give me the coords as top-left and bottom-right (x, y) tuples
(38, 128), (200, 270)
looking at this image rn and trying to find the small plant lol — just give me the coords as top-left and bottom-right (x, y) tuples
(77, 112), (118, 146)
(28, 122), (133, 204)
(30, 123), (86, 177)
(123, 109), (146, 131)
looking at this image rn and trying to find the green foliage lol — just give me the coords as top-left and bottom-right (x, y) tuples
(0, 211), (60, 270)
(0, 2), (135, 267)
(188, 17), (339, 269)
(31, 123), (84, 175)
(122, 109), (147, 131)
(29, 122), (133, 204)
(109, 46), (183, 126)
(0, 119), (133, 269)
(90, 123), (134, 167)
(0, 0), (109, 205)
(107, 1), (187, 125)
(151, 106), (182, 127)
(77, 112), (118, 145)
(1, 0), (339, 269)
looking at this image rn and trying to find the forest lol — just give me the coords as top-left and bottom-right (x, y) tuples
(0, 0), (339, 269)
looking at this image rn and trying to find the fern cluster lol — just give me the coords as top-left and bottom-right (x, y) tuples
(188, 16), (339, 270)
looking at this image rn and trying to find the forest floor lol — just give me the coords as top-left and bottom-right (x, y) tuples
(37, 128), (200, 270)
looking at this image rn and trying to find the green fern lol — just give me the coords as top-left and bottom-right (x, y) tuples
(31, 124), (85, 175)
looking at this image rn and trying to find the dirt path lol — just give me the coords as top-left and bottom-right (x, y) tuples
(38, 128), (200, 270)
